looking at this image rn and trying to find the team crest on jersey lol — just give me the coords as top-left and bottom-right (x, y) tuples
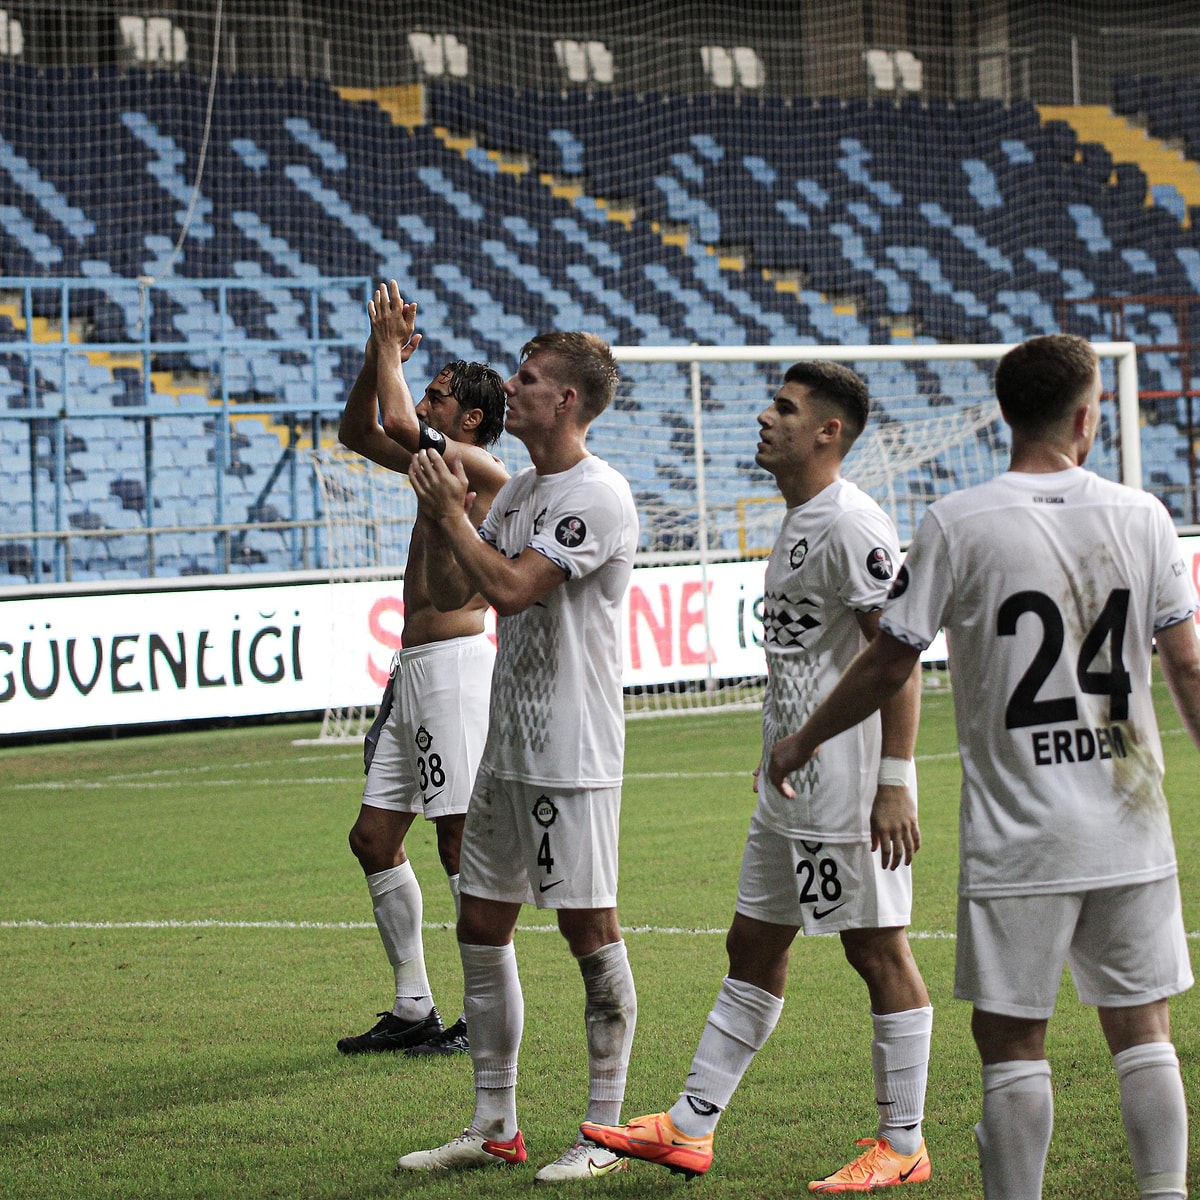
(866, 546), (894, 581)
(415, 725), (433, 752)
(555, 516), (587, 547)
(789, 538), (809, 569)
(532, 795), (558, 828)
(889, 564), (910, 599)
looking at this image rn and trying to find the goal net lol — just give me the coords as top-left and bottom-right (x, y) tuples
(307, 340), (1139, 736)
(613, 340), (1138, 715)
(305, 448), (417, 743)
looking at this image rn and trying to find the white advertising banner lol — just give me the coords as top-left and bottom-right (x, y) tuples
(3, 534), (1198, 735)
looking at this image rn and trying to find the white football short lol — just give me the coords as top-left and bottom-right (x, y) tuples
(458, 770), (621, 909)
(735, 809), (913, 935)
(956, 875), (1195, 1019)
(361, 634), (494, 819)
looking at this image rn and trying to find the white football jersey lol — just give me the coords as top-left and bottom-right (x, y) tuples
(758, 478), (902, 840)
(477, 455), (638, 788)
(882, 467), (1197, 897)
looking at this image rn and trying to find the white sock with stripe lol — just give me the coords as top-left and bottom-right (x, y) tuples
(366, 862), (433, 1022)
(1114, 1041), (1187, 1200)
(974, 1059), (1052, 1200)
(460, 941), (522, 1140)
(872, 1005), (932, 1155)
(668, 976), (783, 1138)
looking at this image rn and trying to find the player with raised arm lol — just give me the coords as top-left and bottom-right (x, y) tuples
(396, 331), (639, 1182)
(334, 280), (507, 1058)
(583, 361), (932, 1193)
(770, 334), (1200, 1200)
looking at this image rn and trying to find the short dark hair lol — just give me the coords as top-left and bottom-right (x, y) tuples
(782, 360), (871, 446)
(443, 360), (506, 448)
(994, 335), (1099, 434)
(519, 331), (619, 421)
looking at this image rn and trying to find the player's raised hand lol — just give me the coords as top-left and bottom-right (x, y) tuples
(368, 279), (422, 361)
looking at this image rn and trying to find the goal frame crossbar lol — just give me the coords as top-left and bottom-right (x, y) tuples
(303, 340), (1140, 736)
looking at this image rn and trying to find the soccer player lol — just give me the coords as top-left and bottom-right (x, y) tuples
(334, 280), (507, 1057)
(398, 331), (639, 1182)
(583, 361), (933, 1192)
(769, 334), (1200, 1200)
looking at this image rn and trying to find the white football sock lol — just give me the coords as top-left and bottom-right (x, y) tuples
(669, 976), (784, 1138)
(1114, 1042), (1187, 1200)
(975, 1059), (1052, 1200)
(579, 940), (638, 1125)
(460, 941), (522, 1140)
(446, 873), (465, 1023)
(872, 1006), (932, 1155)
(366, 863), (432, 1022)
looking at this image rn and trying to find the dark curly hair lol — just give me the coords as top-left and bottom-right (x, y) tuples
(442, 360), (506, 448)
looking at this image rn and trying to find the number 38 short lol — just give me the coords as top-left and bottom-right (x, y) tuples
(735, 809), (913, 935)
(362, 634), (494, 819)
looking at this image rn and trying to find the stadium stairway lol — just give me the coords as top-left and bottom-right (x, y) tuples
(1039, 104), (1200, 229)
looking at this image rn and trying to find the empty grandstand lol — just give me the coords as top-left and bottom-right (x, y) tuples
(1, 0), (1198, 592)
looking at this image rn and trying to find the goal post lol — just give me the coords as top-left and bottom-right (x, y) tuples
(611, 339), (1140, 715)
(305, 339), (1141, 733)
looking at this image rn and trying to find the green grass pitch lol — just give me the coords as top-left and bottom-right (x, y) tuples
(2, 667), (1198, 1198)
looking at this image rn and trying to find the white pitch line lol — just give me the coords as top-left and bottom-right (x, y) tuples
(8, 751), (970, 793)
(0, 917), (959, 937)
(8, 726), (1192, 794)
(10, 778), (355, 790)
(6, 918), (1200, 940)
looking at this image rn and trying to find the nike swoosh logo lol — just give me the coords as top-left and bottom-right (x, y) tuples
(899, 1157), (925, 1182)
(422, 789), (444, 807)
(538, 879), (563, 892)
(587, 1157), (625, 1177)
(811, 902), (847, 920)
(484, 1142), (524, 1163)
(505, 507), (521, 516)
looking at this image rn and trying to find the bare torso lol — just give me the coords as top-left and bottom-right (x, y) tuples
(401, 489), (494, 647)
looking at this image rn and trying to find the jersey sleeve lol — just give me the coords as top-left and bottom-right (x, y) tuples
(833, 505), (902, 612)
(528, 475), (630, 580)
(878, 511), (951, 651)
(1151, 501), (1199, 631)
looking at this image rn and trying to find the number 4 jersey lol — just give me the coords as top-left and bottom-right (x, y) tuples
(882, 466), (1197, 897)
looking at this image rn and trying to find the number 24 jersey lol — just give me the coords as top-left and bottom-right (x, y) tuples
(881, 467), (1197, 897)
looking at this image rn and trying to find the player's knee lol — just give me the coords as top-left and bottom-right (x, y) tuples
(347, 822), (371, 864)
(841, 928), (909, 981)
(559, 909), (620, 958)
(348, 820), (397, 874)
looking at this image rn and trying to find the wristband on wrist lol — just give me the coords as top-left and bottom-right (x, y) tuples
(877, 757), (912, 787)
